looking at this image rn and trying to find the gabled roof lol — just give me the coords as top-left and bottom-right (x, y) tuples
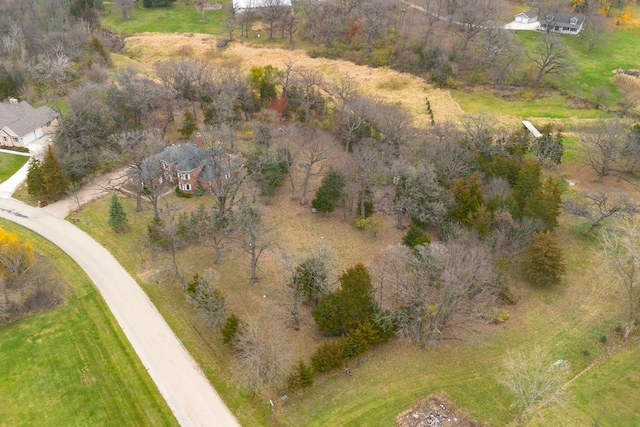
(516, 10), (538, 19)
(141, 143), (228, 181)
(0, 100), (58, 137)
(543, 13), (585, 28)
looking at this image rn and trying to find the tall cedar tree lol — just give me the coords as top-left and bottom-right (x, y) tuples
(449, 172), (484, 226)
(108, 194), (128, 232)
(39, 145), (68, 200)
(26, 158), (44, 197)
(312, 263), (378, 336)
(311, 168), (345, 213)
(520, 231), (567, 286)
(522, 177), (562, 231)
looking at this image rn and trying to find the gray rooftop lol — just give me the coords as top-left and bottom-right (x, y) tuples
(0, 100), (58, 137)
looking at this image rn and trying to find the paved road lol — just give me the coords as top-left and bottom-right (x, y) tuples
(0, 197), (240, 427)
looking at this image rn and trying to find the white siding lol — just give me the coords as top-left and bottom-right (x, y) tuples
(22, 131), (36, 146)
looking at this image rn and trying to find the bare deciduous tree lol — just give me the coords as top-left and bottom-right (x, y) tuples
(237, 200), (278, 283)
(372, 236), (501, 347)
(499, 345), (569, 420)
(187, 272), (228, 330)
(392, 162), (450, 229)
(296, 127), (333, 205)
(528, 34), (574, 87)
(112, 129), (166, 212)
(291, 67), (324, 124)
(234, 314), (294, 395)
(601, 217), (640, 339)
(579, 119), (628, 180)
(114, 0), (135, 19)
(563, 188), (637, 237)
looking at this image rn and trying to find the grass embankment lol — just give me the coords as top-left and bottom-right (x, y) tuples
(0, 221), (177, 426)
(102, 0), (229, 36)
(73, 178), (638, 426)
(0, 153), (28, 182)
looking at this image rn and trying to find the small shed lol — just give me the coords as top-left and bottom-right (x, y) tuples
(523, 120), (542, 138)
(515, 10), (538, 24)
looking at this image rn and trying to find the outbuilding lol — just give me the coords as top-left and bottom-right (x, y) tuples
(514, 10), (538, 24)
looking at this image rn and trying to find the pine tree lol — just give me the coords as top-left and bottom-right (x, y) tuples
(520, 231), (566, 286)
(178, 111), (197, 137)
(522, 177), (562, 231)
(108, 194), (128, 232)
(312, 263), (378, 336)
(311, 168), (345, 213)
(26, 158), (44, 197)
(40, 145), (68, 200)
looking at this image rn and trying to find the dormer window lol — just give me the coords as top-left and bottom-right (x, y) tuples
(570, 17), (577, 24)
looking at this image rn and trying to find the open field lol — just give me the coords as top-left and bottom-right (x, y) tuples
(0, 153), (28, 183)
(72, 161), (640, 426)
(0, 220), (177, 426)
(102, 0), (229, 36)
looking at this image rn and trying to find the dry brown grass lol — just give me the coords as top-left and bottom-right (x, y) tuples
(120, 33), (463, 126)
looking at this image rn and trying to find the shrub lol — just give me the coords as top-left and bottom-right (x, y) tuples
(147, 217), (171, 250)
(222, 313), (240, 345)
(310, 339), (347, 374)
(286, 361), (314, 392)
(342, 321), (381, 359)
(175, 187), (193, 198)
(402, 223), (430, 249)
(520, 231), (566, 286)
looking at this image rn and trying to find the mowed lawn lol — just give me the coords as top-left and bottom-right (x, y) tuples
(452, 11), (640, 118)
(102, 0), (229, 36)
(0, 221), (177, 426)
(0, 152), (28, 182)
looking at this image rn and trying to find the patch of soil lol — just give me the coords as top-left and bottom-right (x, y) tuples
(565, 96), (592, 110)
(396, 395), (481, 427)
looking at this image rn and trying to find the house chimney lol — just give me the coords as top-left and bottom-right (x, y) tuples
(9, 98), (18, 105)
(196, 132), (203, 148)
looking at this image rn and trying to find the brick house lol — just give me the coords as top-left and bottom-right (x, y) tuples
(140, 142), (232, 195)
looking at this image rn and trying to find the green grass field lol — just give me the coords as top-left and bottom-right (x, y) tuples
(0, 221), (177, 426)
(450, 89), (612, 119)
(102, 1), (229, 36)
(0, 153), (28, 182)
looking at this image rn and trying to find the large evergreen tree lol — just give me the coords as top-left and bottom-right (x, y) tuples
(37, 146), (68, 200)
(311, 168), (345, 213)
(312, 263), (378, 336)
(522, 177), (562, 231)
(26, 158), (44, 197)
(108, 194), (128, 232)
(520, 231), (566, 286)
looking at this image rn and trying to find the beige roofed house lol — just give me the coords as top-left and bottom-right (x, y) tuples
(0, 99), (58, 147)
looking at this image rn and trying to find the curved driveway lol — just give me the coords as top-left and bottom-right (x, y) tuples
(0, 198), (239, 427)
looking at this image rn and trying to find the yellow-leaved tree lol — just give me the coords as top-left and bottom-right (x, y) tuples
(0, 227), (34, 285)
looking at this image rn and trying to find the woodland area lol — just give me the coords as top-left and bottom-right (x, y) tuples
(2, 0), (640, 425)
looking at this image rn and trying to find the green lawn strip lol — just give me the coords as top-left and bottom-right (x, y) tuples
(0, 220), (177, 426)
(0, 152), (28, 182)
(450, 89), (611, 119)
(102, 1), (229, 36)
(278, 222), (624, 426)
(73, 195), (270, 426)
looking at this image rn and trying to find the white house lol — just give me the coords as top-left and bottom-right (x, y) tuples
(514, 10), (538, 24)
(539, 13), (585, 35)
(232, 0), (292, 11)
(0, 99), (58, 147)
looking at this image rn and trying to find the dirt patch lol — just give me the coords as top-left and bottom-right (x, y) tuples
(396, 395), (481, 427)
(121, 33), (463, 126)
